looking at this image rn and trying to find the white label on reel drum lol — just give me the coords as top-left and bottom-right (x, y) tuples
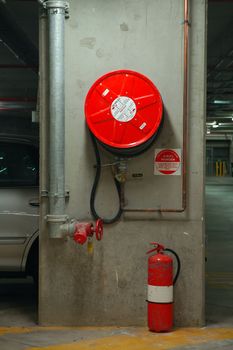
(111, 96), (137, 122)
(102, 88), (109, 97)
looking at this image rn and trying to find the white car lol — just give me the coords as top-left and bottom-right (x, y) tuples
(0, 135), (39, 282)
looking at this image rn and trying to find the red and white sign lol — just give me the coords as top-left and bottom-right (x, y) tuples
(154, 149), (181, 175)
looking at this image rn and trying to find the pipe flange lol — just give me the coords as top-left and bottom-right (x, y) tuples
(41, 190), (49, 197)
(42, 1), (69, 11)
(46, 214), (69, 224)
(60, 221), (76, 236)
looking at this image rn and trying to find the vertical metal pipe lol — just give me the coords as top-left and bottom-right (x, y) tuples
(182, 0), (189, 211)
(38, 6), (48, 323)
(39, 6), (49, 214)
(44, 1), (69, 237)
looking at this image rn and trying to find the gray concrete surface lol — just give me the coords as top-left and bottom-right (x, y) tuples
(206, 177), (233, 326)
(39, 0), (206, 326)
(0, 278), (37, 327)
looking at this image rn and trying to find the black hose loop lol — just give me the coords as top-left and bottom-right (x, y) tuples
(90, 132), (123, 224)
(164, 248), (181, 285)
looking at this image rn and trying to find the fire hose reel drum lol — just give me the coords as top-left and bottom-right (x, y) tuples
(85, 70), (163, 156)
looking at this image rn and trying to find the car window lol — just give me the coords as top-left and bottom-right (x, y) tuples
(0, 142), (39, 187)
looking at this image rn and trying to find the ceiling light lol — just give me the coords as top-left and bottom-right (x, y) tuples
(213, 100), (233, 105)
(212, 124), (219, 128)
(207, 129), (210, 134)
(206, 121), (216, 126)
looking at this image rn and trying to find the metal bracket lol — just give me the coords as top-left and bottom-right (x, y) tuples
(41, 190), (49, 197)
(40, 190), (70, 198)
(39, 6), (47, 18)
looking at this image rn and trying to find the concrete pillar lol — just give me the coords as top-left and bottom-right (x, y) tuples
(39, 0), (206, 326)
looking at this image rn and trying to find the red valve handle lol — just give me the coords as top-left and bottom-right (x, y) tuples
(146, 242), (165, 255)
(95, 219), (103, 241)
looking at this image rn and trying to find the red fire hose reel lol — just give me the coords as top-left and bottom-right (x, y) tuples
(85, 70), (163, 223)
(73, 219), (103, 245)
(85, 70), (163, 156)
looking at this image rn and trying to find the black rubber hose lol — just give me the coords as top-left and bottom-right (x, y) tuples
(164, 248), (181, 285)
(90, 132), (123, 224)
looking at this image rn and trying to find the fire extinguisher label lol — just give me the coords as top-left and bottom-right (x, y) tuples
(147, 285), (173, 303)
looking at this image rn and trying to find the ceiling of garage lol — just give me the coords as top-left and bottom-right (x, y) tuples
(0, 0), (232, 136)
(0, 0), (38, 135)
(207, 0), (233, 135)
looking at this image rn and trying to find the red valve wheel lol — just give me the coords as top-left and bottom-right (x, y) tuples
(95, 219), (103, 241)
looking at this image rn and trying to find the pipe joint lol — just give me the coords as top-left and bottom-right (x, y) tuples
(41, 0), (69, 18)
(46, 214), (69, 224)
(49, 193), (67, 199)
(46, 214), (69, 238)
(60, 220), (76, 237)
(182, 20), (191, 26)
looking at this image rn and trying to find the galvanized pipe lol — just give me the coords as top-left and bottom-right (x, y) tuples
(41, 0), (69, 237)
(123, 0), (190, 214)
(39, 5), (49, 232)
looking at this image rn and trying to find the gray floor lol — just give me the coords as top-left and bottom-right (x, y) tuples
(206, 176), (233, 326)
(0, 277), (37, 326)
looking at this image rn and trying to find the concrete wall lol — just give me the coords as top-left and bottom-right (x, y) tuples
(39, 0), (206, 326)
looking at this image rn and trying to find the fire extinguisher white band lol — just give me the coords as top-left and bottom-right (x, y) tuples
(147, 285), (173, 303)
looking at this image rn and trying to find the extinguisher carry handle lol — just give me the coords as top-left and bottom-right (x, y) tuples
(164, 248), (181, 285)
(146, 242), (165, 255)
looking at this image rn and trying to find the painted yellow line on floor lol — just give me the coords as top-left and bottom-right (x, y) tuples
(22, 327), (233, 350)
(0, 327), (38, 336)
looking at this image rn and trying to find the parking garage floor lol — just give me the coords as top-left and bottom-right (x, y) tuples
(0, 176), (232, 349)
(206, 177), (233, 326)
(0, 326), (233, 350)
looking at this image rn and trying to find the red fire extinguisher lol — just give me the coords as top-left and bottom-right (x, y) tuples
(146, 242), (181, 332)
